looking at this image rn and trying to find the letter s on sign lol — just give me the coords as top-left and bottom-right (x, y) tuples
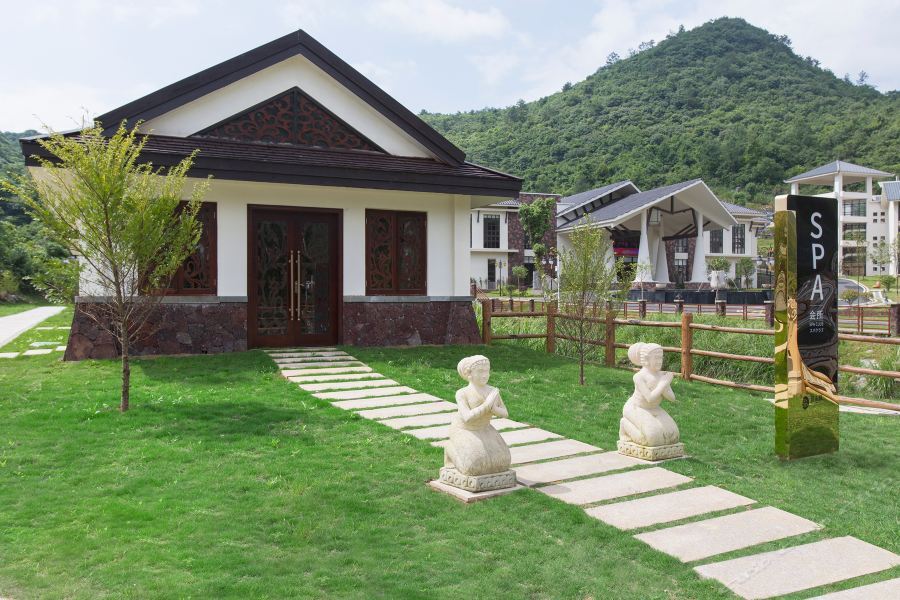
(810, 212), (823, 239)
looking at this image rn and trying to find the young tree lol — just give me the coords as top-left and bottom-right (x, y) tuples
(511, 265), (529, 293)
(3, 123), (209, 411)
(557, 222), (624, 385)
(734, 257), (756, 288)
(518, 196), (556, 287)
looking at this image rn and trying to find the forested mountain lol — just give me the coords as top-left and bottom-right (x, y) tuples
(0, 130), (65, 299)
(1, 130), (35, 224)
(421, 18), (900, 206)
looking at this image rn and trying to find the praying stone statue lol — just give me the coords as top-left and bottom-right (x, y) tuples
(439, 355), (516, 492)
(618, 342), (685, 461)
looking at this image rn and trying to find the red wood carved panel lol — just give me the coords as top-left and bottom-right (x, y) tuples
(365, 210), (427, 295)
(366, 210), (395, 293)
(397, 213), (426, 293)
(167, 202), (217, 295)
(194, 87), (382, 152)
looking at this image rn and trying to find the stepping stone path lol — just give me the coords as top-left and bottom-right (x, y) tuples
(587, 485), (755, 530)
(266, 348), (900, 599)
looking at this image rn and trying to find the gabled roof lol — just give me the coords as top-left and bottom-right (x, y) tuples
(879, 180), (900, 201)
(558, 179), (737, 231)
(21, 133), (521, 197)
(720, 200), (768, 217)
(785, 160), (894, 184)
(557, 181), (639, 227)
(93, 30), (466, 166)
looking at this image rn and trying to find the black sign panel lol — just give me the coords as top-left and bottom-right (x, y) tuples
(787, 195), (838, 383)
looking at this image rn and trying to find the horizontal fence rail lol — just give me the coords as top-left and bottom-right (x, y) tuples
(479, 298), (900, 413)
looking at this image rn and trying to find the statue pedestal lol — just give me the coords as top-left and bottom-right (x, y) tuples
(439, 466), (516, 492)
(618, 440), (685, 461)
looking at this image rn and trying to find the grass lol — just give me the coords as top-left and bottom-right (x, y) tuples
(0, 307), (72, 353)
(0, 303), (42, 318)
(0, 345), (897, 599)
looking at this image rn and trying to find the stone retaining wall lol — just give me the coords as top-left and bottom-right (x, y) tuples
(65, 302), (248, 360)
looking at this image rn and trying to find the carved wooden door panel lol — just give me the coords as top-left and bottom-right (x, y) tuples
(249, 208), (339, 348)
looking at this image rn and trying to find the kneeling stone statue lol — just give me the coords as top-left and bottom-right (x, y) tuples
(440, 355), (517, 492)
(618, 342), (685, 461)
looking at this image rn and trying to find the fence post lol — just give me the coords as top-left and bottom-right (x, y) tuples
(638, 299), (647, 318)
(604, 308), (616, 367)
(889, 303), (900, 338)
(481, 299), (492, 345)
(715, 300), (727, 317)
(546, 301), (557, 354)
(680, 311), (693, 381)
(764, 300), (775, 328)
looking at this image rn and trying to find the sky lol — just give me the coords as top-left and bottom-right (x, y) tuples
(2, 0), (898, 132)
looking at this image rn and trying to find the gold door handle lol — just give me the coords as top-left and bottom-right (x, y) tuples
(296, 250), (303, 322)
(289, 251), (294, 321)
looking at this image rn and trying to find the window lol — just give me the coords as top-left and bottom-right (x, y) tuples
(709, 229), (723, 254)
(732, 224), (745, 254)
(673, 258), (689, 284)
(842, 222), (866, 243)
(166, 202), (217, 295)
(674, 237), (689, 253)
(365, 209), (427, 295)
(483, 214), (500, 248)
(843, 199), (865, 217)
(487, 259), (496, 285)
(842, 247), (866, 276)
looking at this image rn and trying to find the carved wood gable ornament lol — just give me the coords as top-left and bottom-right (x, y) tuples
(192, 87), (384, 152)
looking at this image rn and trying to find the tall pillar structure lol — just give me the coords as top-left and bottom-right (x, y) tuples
(690, 209), (706, 283)
(635, 209), (652, 282)
(774, 194), (840, 459)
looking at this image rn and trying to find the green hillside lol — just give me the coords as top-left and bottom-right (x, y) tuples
(421, 17), (900, 205)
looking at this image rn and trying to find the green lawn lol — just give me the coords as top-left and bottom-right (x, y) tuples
(0, 303), (42, 318)
(0, 345), (897, 599)
(0, 307), (72, 353)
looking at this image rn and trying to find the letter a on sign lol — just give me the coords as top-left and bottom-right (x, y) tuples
(773, 194), (839, 460)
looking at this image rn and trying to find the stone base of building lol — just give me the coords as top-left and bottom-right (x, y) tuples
(65, 297), (479, 360)
(438, 467), (517, 492)
(342, 298), (480, 346)
(65, 300), (248, 361)
(617, 440), (685, 461)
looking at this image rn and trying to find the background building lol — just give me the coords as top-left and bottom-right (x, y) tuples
(786, 161), (896, 276)
(469, 192), (559, 289)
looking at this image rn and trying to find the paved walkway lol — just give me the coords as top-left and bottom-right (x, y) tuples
(268, 348), (900, 600)
(0, 306), (65, 349)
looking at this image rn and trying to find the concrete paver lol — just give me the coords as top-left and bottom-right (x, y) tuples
(695, 537), (900, 599)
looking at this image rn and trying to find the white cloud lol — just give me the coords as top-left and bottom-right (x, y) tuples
(367, 0), (510, 42)
(17, 0), (199, 28)
(280, 0), (343, 29)
(469, 50), (520, 87)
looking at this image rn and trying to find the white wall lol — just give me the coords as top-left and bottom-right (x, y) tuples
(194, 178), (475, 298)
(140, 54), (435, 160)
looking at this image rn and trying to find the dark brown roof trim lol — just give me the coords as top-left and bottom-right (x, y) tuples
(94, 30), (466, 166)
(21, 137), (521, 198)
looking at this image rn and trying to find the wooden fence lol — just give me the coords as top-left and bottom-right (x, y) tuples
(480, 298), (900, 413)
(618, 300), (896, 335)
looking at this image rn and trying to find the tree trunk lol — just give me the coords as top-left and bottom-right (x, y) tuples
(579, 345), (585, 386)
(120, 344), (130, 412)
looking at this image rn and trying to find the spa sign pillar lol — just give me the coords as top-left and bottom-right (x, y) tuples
(774, 194), (840, 459)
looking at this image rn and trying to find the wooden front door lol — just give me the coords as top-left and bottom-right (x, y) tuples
(248, 207), (340, 348)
